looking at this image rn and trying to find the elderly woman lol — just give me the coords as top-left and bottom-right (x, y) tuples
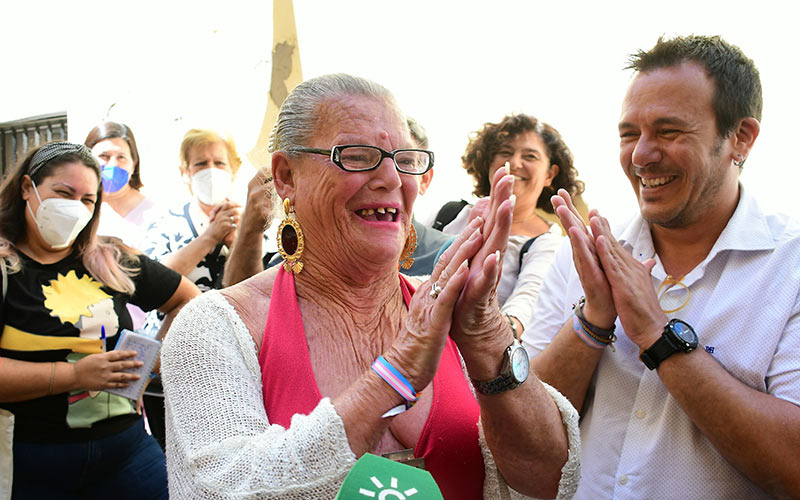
(431, 114), (584, 336)
(0, 142), (199, 499)
(161, 75), (580, 499)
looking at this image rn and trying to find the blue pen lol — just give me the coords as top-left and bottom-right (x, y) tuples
(101, 326), (106, 353)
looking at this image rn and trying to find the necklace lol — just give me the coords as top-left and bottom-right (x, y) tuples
(657, 274), (690, 313)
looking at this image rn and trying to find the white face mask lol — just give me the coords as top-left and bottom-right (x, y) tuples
(190, 168), (232, 206)
(27, 181), (94, 249)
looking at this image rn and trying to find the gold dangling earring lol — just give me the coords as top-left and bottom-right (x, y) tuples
(399, 224), (417, 270)
(277, 198), (304, 275)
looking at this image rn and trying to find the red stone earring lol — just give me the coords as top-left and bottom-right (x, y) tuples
(277, 198), (304, 275)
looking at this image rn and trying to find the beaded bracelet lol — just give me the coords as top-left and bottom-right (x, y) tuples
(573, 297), (617, 351)
(572, 315), (609, 350)
(371, 356), (418, 413)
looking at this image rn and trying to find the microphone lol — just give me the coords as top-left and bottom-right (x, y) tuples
(335, 453), (443, 500)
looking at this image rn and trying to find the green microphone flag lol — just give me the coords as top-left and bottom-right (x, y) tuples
(335, 453), (443, 500)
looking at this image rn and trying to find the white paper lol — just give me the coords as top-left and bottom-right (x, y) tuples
(105, 329), (161, 401)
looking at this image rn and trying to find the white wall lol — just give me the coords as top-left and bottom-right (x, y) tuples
(1, 0), (798, 222)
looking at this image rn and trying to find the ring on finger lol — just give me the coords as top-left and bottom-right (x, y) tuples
(430, 281), (443, 299)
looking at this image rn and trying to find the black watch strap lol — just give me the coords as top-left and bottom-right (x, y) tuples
(640, 319), (698, 370)
(640, 335), (676, 370)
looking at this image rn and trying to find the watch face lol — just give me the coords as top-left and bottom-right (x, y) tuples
(510, 346), (529, 383)
(671, 320), (698, 345)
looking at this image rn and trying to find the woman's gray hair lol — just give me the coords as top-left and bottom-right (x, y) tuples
(268, 73), (401, 153)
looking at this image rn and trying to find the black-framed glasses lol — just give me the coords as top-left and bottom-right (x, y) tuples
(287, 144), (434, 175)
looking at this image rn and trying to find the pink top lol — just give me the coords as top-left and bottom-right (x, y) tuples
(259, 267), (485, 499)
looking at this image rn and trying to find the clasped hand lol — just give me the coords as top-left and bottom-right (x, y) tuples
(207, 200), (242, 248)
(385, 167), (516, 389)
(552, 189), (667, 349)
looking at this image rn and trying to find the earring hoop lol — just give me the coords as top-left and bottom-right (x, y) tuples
(733, 155), (745, 168)
(277, 198), (305, 275)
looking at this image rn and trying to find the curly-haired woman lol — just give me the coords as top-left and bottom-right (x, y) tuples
(430, 114), (585, 335)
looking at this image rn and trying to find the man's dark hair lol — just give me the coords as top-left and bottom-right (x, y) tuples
(626, 35), (762, 138)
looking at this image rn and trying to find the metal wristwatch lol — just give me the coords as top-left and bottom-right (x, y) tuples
(640, 319), (698, 370)
(471, 316), (529, 395)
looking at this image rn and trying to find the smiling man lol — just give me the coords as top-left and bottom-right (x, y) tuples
(524, 35), (800, 498)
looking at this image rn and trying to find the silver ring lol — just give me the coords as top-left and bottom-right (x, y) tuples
(430, 282), (443, 299)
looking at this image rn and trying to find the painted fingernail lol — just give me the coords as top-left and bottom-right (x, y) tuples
(495, 250), (501, 264)
(504, 161), (510, 174)
(509, 194), (516, 209)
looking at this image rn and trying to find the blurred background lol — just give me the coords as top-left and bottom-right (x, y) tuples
(1, 0), (796, 223)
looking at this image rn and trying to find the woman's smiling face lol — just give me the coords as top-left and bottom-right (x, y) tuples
(288, 95), (419, 270)
(488, 130), (557, 209)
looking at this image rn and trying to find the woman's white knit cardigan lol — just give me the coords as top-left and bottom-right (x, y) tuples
(161, 291), (580, 499)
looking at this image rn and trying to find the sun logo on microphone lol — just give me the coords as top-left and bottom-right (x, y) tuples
(358, 475), (418, 499)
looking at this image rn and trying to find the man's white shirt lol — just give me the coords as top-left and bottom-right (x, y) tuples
(524, 186), (800, 499)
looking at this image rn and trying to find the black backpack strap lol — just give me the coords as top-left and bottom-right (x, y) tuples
(518, 235), (541, 269)
(432, 200), (469, 231)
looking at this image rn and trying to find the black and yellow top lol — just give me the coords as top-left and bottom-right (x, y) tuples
(0, 250), (180, 443)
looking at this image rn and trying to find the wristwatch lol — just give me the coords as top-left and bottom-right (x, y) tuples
(640, 319), (698, 370)
(471, 316), (529, 395)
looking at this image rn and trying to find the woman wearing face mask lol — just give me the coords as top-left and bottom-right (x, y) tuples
(85, 122), (158, 250)
(142, 129), (242, 292)
(0, 142), (200, 499)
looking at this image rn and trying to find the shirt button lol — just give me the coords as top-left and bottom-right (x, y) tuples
(619, 475), (628, 486)
(635, 409), (646, 419)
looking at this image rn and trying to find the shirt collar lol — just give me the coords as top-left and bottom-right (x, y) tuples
(617, 184), (775, 282)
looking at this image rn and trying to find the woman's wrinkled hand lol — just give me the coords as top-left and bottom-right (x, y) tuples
(71, 350), (143, 392)
(242, 169), (277, 231)
(450, 166), (514, 347)
(384, 217), (484, 391)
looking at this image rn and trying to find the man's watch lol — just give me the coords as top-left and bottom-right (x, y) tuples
(640, 319), (698, 370)
(471, 316), (529, 395)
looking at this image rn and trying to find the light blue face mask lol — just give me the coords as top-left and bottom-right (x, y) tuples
(101, 165), (131, 193)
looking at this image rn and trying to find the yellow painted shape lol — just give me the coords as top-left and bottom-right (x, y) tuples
(0, 324), (102, 354)
(42, 270), (111, 325)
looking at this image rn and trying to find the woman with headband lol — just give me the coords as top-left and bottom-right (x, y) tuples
(0, 142), (199, 499)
